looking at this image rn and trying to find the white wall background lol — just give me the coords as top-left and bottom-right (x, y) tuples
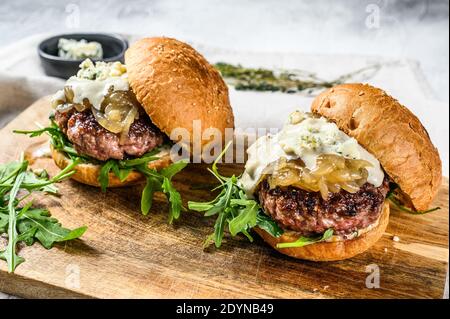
(0, 0), (449, 101)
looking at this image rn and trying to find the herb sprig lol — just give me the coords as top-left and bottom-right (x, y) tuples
(15, 118), (187, 222)
(276, 229), (334, 248)
(188, 144), (337, 249)
(0, 156), (86, 273)
(387, 183), (441, 215)
(188, 143), (283, 248)
(214, 62), (381, 94)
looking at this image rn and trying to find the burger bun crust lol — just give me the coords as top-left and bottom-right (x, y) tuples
(51, 146), (172, 188)
(125, 37), (234, 149)
(311, 83), (441, 211)
(255, 201), (390, 261)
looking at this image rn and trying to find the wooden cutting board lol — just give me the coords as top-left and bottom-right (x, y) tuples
(0, 98), (448, 299)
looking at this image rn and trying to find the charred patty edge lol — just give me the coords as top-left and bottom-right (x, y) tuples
(54, 108), (165, 161)
(257, 177), (390, 237)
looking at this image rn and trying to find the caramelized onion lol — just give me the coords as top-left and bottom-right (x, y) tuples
(54, 88), (141, 142)
(64, 86), (74, 103)
(92, 91), (139, 141)
(74, 101), (89, 112)
(265, 154), (372, 200)
(119, 106), (137, 143)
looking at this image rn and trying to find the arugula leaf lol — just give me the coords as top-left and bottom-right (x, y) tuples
(256, 212), (284, 238)
(162, 177), (184, 224)
(160, 161), (188, 180)
(14, 119), (89, 163)
(99, 160), (115, 192)
(141, 176), (161, 216)
(0, 157), (87, 272)
(16, 121), (187, 220)
(228, 198), (258, 236)
(0, 169), (27, 272)
(389, 196), (441, 214)
(212, 209), (228, 248)
(14, 202), (37, 246)
(387, 183), (441, 214)
(0, 212), (7, 233)
(204, 179), (236, 217)
(22, 171), (59, 194)
(122, 164), (187, 220)
(188, 142), (284, 248)
(58, 226), (87, 241)
(137, 161), (187, 222)
(111, 163), (132, 182)
(186, 197), (218, 212)
(118, 149), (161, 168)
(0, 161), (23, 184)
(17, 208), (87, 249)
(276, 229), (334, 249)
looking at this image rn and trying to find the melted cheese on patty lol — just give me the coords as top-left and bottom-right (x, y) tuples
(51, 59), (129, 110)
(239, 111), (384, 197)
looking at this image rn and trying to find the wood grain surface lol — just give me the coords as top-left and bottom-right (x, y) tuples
(0, 98), (448, 299)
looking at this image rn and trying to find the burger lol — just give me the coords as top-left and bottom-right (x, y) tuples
(189, 83), (441, 261)
(18, 37), (234, 219)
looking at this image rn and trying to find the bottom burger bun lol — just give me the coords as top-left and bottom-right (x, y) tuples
(51, 146), (172, 188)
(255, 201), (390, 261)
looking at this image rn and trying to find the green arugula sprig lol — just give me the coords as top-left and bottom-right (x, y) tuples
(188, 143), (339, 249)
(276, 229), (334, 248)
(14, 117), (89, 163)
(387, 183), (441, 214)
(0, 156), (86, 273)
(135, 160), (187, 222)
(15, 118), (188, 222)
(188, 143), (283, 248)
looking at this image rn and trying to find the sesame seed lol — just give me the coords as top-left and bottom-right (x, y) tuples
(393, 236), (400, 242)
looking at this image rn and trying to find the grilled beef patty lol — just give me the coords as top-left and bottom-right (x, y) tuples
(54, 110), (164, 161)
(257, 177), (390, 237)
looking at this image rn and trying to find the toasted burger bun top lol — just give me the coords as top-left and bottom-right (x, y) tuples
(311, 83), (442, 211)
(125, 37), (234, 149)
(255, 201), (389, 261)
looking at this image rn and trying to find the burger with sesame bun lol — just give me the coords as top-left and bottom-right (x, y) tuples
(189, 83), (441, 261)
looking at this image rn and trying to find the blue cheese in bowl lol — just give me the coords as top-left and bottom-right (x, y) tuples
(239, 111), (385, 197)
(58, 38), (103, 60)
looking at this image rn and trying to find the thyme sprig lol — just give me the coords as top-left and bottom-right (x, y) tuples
(214, 62), (381, 94)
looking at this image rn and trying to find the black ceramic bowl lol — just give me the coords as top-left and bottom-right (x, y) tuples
(38, 33), (128, 79)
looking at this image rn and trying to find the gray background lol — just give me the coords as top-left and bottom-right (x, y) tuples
(0, 0), (449, 101)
